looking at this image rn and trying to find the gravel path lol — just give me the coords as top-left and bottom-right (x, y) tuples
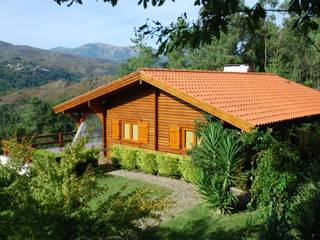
(108, 169), (202, 225)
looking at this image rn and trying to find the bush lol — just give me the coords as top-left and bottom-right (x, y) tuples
(156, 153), (180, 177)
(120, 147), (138, 170)
(251, 149), (297, 208)
(110, 145), (137, 170)
(287, 182), (320, 239)
(178, 156), (202, 183)
(136, 150), (157, 174)
(191, 121), (244, 214)
(0, 137), (167, 240)
(110, 144), (202, 180)
(109, 144), (121, 167)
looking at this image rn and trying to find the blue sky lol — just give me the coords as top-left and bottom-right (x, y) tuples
(0, 0), (265, 49)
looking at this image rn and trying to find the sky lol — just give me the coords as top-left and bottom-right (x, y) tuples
(0, 0), (269, 49)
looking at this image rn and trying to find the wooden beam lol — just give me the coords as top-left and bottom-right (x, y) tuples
(102, 111), (107, 157)
(154, 87), (159, 151)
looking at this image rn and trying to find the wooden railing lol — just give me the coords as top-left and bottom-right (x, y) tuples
(33, 131), (76, 148)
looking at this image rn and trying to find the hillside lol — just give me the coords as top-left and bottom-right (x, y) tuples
(51, 43), (138, 62)
(0, 41), (119, 92)
(0, 76), (113, 106)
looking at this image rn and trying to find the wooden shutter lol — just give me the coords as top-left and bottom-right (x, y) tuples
(169, 125), (181, 149)
(138, 121), (149, 144)
(112, 119), (120, 140)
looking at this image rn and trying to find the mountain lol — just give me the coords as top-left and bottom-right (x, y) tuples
(50, 43), (138, 62)
(0, 40), (119, 92)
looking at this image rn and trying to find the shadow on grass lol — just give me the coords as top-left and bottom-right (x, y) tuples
(141, 219), (261, 240)
(142, 214), (263, 240)
(93, 163), (119, 176)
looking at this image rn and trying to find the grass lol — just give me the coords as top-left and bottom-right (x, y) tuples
(143, 203), (265, 240)
(89, 173), (172, 209)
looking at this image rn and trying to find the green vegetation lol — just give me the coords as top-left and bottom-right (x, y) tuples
(0, 40), (118, 93)
(90, 175), (171, 209)
(110, 144), (200, 183)
(191, 121), (244, 214)
(0, 97), (75, 142)
(144, 203), (265, 240)
(0, 138), (168, 239)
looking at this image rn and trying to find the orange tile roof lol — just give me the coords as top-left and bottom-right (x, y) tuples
(140, 68), (320, 126)
(54, 68), (320, 131)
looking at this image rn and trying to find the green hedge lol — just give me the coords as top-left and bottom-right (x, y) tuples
(110, 144), (201, 182)
(156, 153), (180, 177)
(137, 150), (157, 174)
(178, 156), (202, 183)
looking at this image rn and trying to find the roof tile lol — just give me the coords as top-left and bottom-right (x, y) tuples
(140, 68), (320, 126)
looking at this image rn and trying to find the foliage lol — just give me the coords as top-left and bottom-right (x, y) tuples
(119, 146), (138, 170)
(55, 0), (320, 55)
(137, 150), (158, 174)
(191, 121), (244, 214)
(110, 144), (201, 181)
(0, 138), (166, 239)
(156, 153), (180, 177)
(287, 182), (320, 240)
(0, 97), (75, 141)
(117, 37), (159, 77)
(177, 156), (202, 183)
(251, 148), (297, 209)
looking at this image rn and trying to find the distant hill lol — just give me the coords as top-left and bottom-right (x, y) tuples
(0, 40), (119, 92)
(50, 43), (138, 62)
(0, 77), (113, 106)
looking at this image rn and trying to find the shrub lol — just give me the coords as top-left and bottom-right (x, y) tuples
(136, 150), (157, 174)
(156, 153), (180, 177)
(109, 144), (121, 167)
(119, 147), (138, 170)
(33, 149), (56, 161)
(251, 149), (297, 208)
(0, 137), (167, 240)
(191, 121), (244, 214)
(178, 156), (202, 183)
(287, 182), (320, 239)
(110, 145), (137, 170)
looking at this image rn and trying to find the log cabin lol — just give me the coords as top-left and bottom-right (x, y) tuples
(53, 68), (320, 156)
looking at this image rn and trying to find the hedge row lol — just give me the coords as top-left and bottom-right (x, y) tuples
(110, 144), (201, 183)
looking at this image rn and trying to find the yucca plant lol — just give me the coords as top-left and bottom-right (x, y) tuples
(192, 122), (244, 214)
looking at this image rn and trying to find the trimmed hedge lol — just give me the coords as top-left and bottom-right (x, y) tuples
(109, 144), (201, 182)
(137, 150), (157, 174)
(156, 153), (180, 177)
(178, 156), (202, 183)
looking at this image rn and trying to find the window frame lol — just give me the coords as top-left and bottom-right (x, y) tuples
(181, 127), (197, 150)
(120, 120), (139, 143)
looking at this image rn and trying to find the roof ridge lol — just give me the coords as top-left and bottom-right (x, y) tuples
(139, 67), (277, 76)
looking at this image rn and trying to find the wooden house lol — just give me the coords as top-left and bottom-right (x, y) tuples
(53, 68), (320, 155)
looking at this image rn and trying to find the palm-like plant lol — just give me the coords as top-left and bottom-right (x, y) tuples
(192, 122), (243, 214)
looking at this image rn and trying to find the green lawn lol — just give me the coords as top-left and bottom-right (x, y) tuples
(89, 171), (265, 240)
(143, 203), (265, 240)
(89, 174), (171, 209)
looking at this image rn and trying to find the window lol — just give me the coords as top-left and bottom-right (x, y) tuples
(169, 126), (198, 150)
(184, 130), (194, 149)
(181, 127), (197, 150)
(112, 119), (149, 144)
(121, 121), (139, 142)
(132, 124), (139, 141)
(123, 123), (131, 140)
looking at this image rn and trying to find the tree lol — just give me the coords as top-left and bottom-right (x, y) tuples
(53, 0), (320, 54)
(117, 37), (159, 77)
